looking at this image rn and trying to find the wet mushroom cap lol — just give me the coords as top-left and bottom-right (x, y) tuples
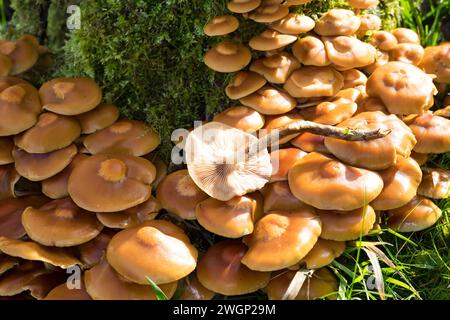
(241, 209), (322, 271)
(196, 240), (270, 295)
(370, 31), (398, 51)
(409, 113), (450, 154)
(261, 181), (312, 212)
(0, 137), (14, 165)
(22, 198), (103, 247)
(292, 36), (330, 67)
(106, 220), (198, 285)
(156, 169), (208, 220)
(68, 154), (156, 212)
(391, 28), (420, 44)
(0, 37), (39, 75)
(14, 112), (81, 153)
(386, 196), (442, 232)
(240, 86), (297, 115)
(76, 103), (120, 134)
(204, 41), (251, 73)
(225, 71), (267, 100)
(299, 239), (345, 269)
(371, 157), (422, 210)
(248, 4), (289, 23)
(323, 36), (376, 70)
(389, 43), (424, 66)
(12, 144), (77, 181)
(419, 44), (450, 84)
(39, 78), (102, 115)
(227, 0), (261, 13)
(291, 132), (329, 153)
(249, 30), (298, 51)
(178, 274), (215, 300)
(418, 168), (449, 199)
(0, 261), (49, 297)
(83, 120), (161, 156)
(204, 15), (239, 36)
(288, 152), (384, 211)
(314, 9), (361, 36)
(0, 165), (20, 200)
(213, 106), (265, 133)
(84, 258), (177, 300)
(269, 147), (307, 182)
(270, 14), (315, 35)
(250, 52), (300, 84)
(317, 205), (376, 241)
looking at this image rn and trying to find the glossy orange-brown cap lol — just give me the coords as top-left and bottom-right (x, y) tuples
(0, 254), (19, 275)
(0, 260), (50, 297)
(342, 69), (367, 89)
(204, 41), (251, 73)
(242, 209), (322, 271)
(291, 132), (328, 153)
(197, 240), (270, 295)
(269, 13), (315, 35)
(269, 147), (307, 182)
(288, 152), (383, 211)
(84, 258), (177, 300)
(68, 154), (155, 212)
(0, 137), (14, 165)
(248, 4), (289, 23)
(370, 31), (398, 51)
(225, 72), (267, 100)
(323, 36), (376, 70)
(263, 112), (304, 144)
(14, 112), (81, 153)
(418, 168), (449, 199)
(292, 36), (330, 67)
(356, 96), (388, 114)
(39, 78), (102, 115)
(299, 239), (345, 269)
(213, 106), (265, 133)
(13, 144), (77, 181)
(83, 120), (160, 156)
(249, 29), (297, 51)
(227, 0), (261, 13)
(261, 181), (312, 212)
(44, 274), (92, 300)
(409, 113), (450, 154)
(250, 52), (300, 84)
(314, 9), (361, 36)
(106, 220), (198, 285)
(204, 15), (239, 36)
(76, 103), (120, 134)
(0, 164), (20, 200)
(156, 169), (208, 220)
(317, 205), (376, 241)
(78, 229), (116, 268)
(240, 86), (297, 115)
(0, 37), (39, 75)
(177, 274), (215, 300)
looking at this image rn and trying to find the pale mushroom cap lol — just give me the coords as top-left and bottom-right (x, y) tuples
(68, 154), (156, 212)
(156, 169), (208, 220)
(269, 14), (315, 35)
(44, 275), (92, 300)
(389, 43), (424, 66)
(269, 147), (307, 182)
(196, 240), (271, 295)
(263, 112), (304, 144)
(225, 71), (267, 100)
(299, 239), (346, 269)
(14, 112), (81, 153)
(292, 36), (330, 67)
(22, 198), (103, 247)
(178, 274), (216, 300)
(248, 4), (289, 23)
(227, 0), (261, 13)
(288, 152), (384, 211)
(371, 157), (423, 210)
(83, 120), (160, 156)
(284, 66), (344, 98)
(12, 144), (78, 181)
(84, 259), (177, 300)
(213, 106), (265, 133)
(39, 78), (102, 115)
(386, 196), (442, 232)
(0, 137), (14, 165)
(434, 105), (450, 118)
(240, 86), (297, 115)
(0, 38), (39, 75)
(106, 220), (198, 285)
(366, 62), (437, 115)
(409, 113), (450, 154)
(249, 29), (297, 51)
(323, 36), (376, 70)
(0, 164), (20, 200)
(241, 209), (322, 271)
(195, 195), (259, 238)
(261, 181), (313, 212)
(418, 168), (449, 199)
(291, 132), (329, 153)
(204, 41), (251, 73)
(391, 28), (420, 44)
(370, 31), (399, 51)
(76, 103), (120, 134)
(419, 44), (450, 84)
(314, 9), (361, 36)
(347, 0), (379, 9)
(204, 15), (239, 36)
(78, 229), (115, 268)
(324, 111), (417, 170)
(185, 122), (272, 201)
(318, 205), (376, 241)
(0, 237), (81, 268)
(250, 52), (300, 84)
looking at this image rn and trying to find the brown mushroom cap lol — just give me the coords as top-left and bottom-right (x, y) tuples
(204, 15), (239, 36)
(0, 237), (80, 268)
(14, 112), (81, 154)
(196, 240), (270, 295)
(68, 154), (156, 212)
(85, 258), (177, 300)
(289, 152), (384, 211)
(292, 36), (330, 67)
(250, 52), (300, 84)
(78, 229), (115, 268)
(410, 151), (428, 166)
(0, 165), (20, 200)
(299, 239), (345, 269)
(261, 181), (311, 212)
(391, 28), (420, 44)
(96, 195), (161, 229)
(44, 275), (92, 300)
(0, 83), (42, 136)
(323, 36), (376, 70)
(269, 13), (315, 35)
(156, 169), (208, 220)
(0, 76), (29, 91)
(0, 137), (14, 165)
(249, 29), (297, 51)
(263, 112), (304, 144)
(242, 209), (322, 271)
(248, 4), (289, 23)
(0, 261), (49, 297)
(267, 268), (338, 300)
(195, 195), (260, 238)
(409, 113), (450, 154)
(324, 111), (417, 170)
(348, 0), (379, 9)
(0, 37), (39, 75)
(240, 86), (296, 115)
(13, 144), (77, 182)
(22, 198), (103, 247)
(419, 44), (450, 84)
(178, 274), (216, 300)
(418, 168), (449, 199)
(389, 43), (424, 66)
(314, 9), (361, 36)
(370, 31), (399, 51)
(21, 271), (68, 299)
(291, 132), (328, 153)
(269, 147), (307, 182)
(39, 78), (102, 115)
(318, 205), (376, 241)
(76, 103), (120, 134)
(0, 54), (12, 76)
(41, 154), (88, 199)
(225, 71), (267, 100)
(284, 66), (344, 98)
(371, 157), (422, 210)
(106, 220), (198, 285)
(356, 96), (388, 114)
(83, 120), (160, 156)
(213, 106), (265, 133)
(386, 196), (442, 232)
(284, 0), (313, 4)
(227, 0), (261, 13)
(204, 41), (251, 73)
(0, 254), (19, 275)
(342, 69), (367, 89)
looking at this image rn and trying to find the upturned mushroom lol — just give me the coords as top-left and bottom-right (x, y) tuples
(292, 36), (331, 67)
(240, 86), (297, 115)
(419, 44), (450, 84)
(314, 9), (361, 36)
(225, 71), (267, 100)
(249, 30), (297, 51)
(213, 106), (265, 133)
(323, 36), (376, 70)
(203, 15), (239, 36)
(227, 0), (261, 13)
(269, 14), (315, 35)
(250, 52), (300, 84)
(409, 112), (450, 154)
(248, 4), (289, 23)
(418, 168), (449, 199)
(204, 41), (251, 73)
(75, 103), (120, 134)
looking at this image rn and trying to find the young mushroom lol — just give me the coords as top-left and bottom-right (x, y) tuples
(417, 168), (449, 199)
(203, 41), (251, 73)
(408, 112), (450, 154)
(250, 52), (300, 84)
(203, 15), (239, 36)
(249, 30), (298, 51)
(213, 106), (265, 133)
(314, 9), (361, 36)
(225, 71), (267, 100)
(292, 36), (331, 67)
(269, 14), (315, 35)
